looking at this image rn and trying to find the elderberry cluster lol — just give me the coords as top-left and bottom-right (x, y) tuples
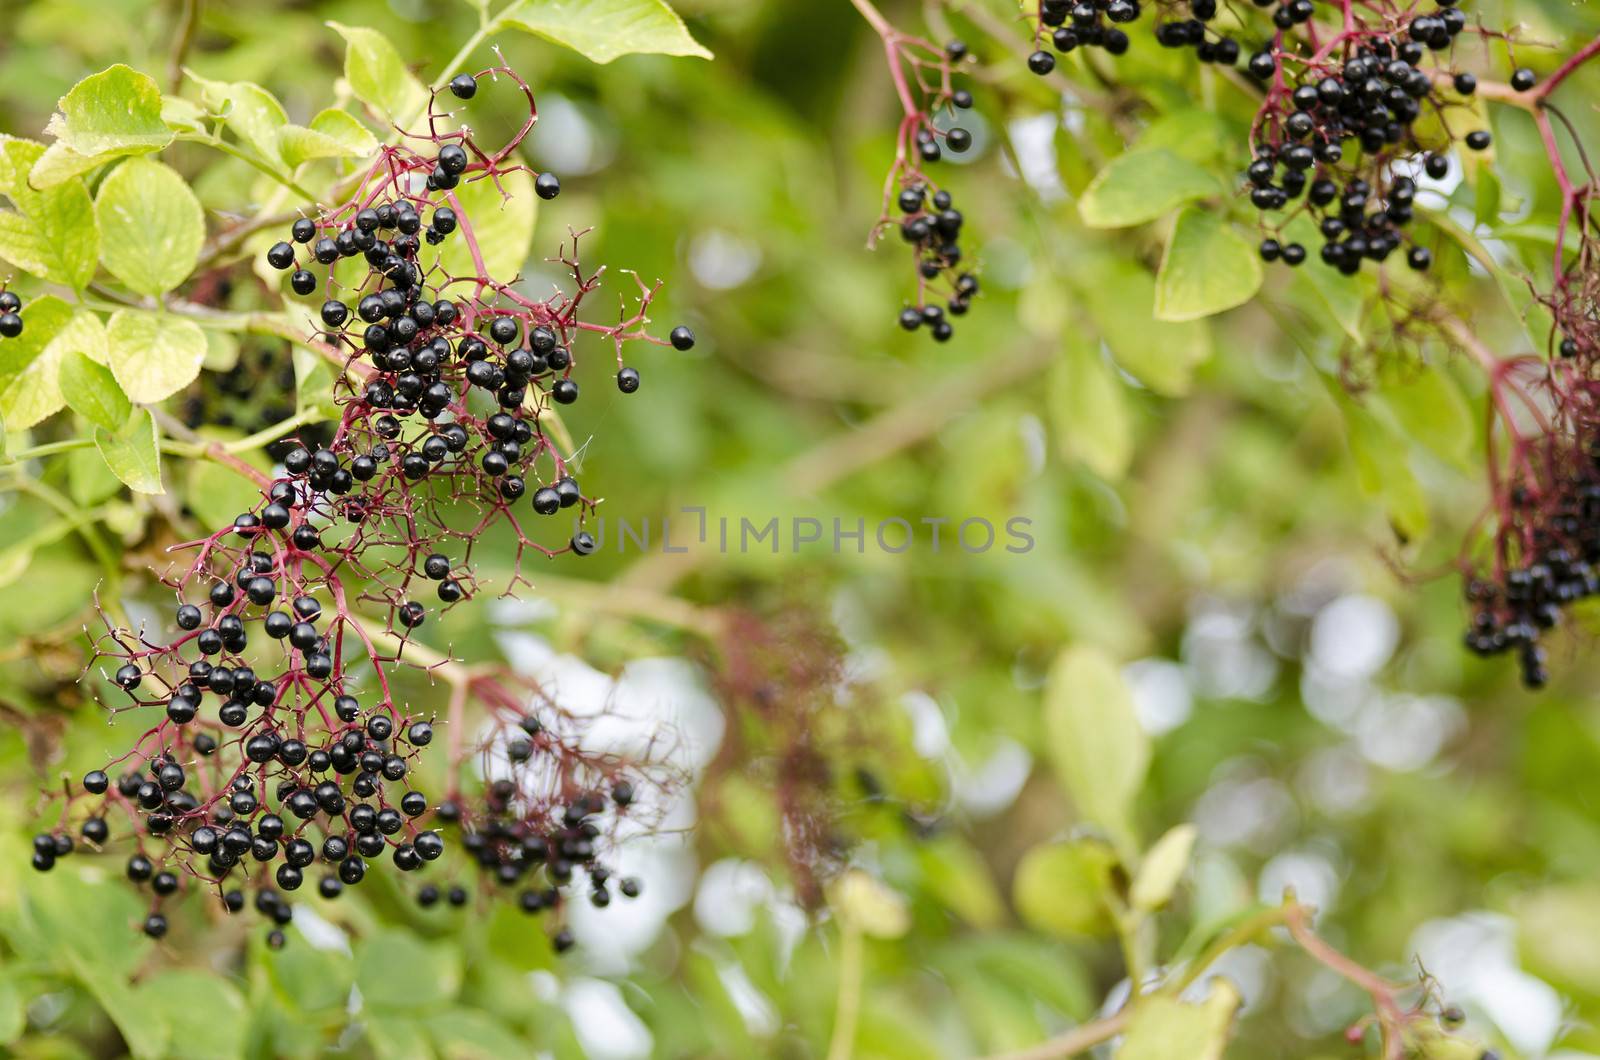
(895, 182), (979, 341)
(0, 289), (25, 338)
(1245, 2), (1494, 274)
(428, 742), (644, 952)
(882, 38), (982, 340)
(1029, 0), (1243, 72)
(1463, 535), (1598, 692)
(35, 65), (682, 951)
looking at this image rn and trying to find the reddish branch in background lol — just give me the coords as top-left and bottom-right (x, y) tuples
(29, 63), (693, 950)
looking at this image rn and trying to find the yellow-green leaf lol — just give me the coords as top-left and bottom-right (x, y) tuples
(1378, 365), (1474, 471)
(327, 22), (429, 123)
(1044, 643), (1149, 854)
(1154, 208), (1263, 322)
(53, 64), (173, 157)
(59, 349), (130, 430)
(504, 0), (713, 63)
(830, 869), (911, 939)
(1131, 824), (1197, 911)
(185, 73), (289, 165)
(0, 139), (99, 289)
(95, 157), (205, 296)
(1013, 838), (1118, 938)
(0, 296), (78, 429)
(105, 309), (207, 404)
(94, 407), (163, 494)
(434, 167), (537, 279)
(1515, 884), (1600, 998)
(278, 108), (378, 168)
(1342, 394), (1429, 543)
(1078, 150), (1221, 229)
(1115, 981), (1240, 1060)
(919, 836), (1006, 929)
(1049, 331), (1133, 480)
(1072, 253), (1211, 396)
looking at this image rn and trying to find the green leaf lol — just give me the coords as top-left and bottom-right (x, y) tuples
(326, 22), (429, 123)
(0, 975), (23, 1044)
(1474, 159), (1501, 228)
(78, 969), (169, 1060)
(161, 95), (208, 134)
(1072, 254), (1211, 396)
(366, 1017), (435, 1060)
(356, 930), (462, 1011)
(1044, 643), (1149, 854)
(293, 346), (340, 421)
(1516, 884), (1600, 999)
(1012, 838), (1118, 938)
(504, 0), (713, 63)
(278, 109), (378, 168)
(0, 139), (100, 290)
(433, 167), (537, 279)
(185, 73), (288, 164)
(1342, 394), (1429, 544)
(187, 455), (267, 531)
(94, 407), (163, 494)
(184, 71), (291, 168)
(918, 836), (1006, 929)
(830, 870), (911, 938)
(263, 932), (354, 1013)
(1378, 365), (1474, 471)
(59, 349), (131, 430)
(52, 64), (173, 157)
(1132, 109), (1235, 166)
(1154, 208), (1263, 322)
(1115, 981), (1240, 1060)
(29, 139), (105, 188)
(0, 296), (77, 429)
(1281, 215), (1365, 343)
(15, 866), (152, 978)
(202, 327), (240, 371)
(95, 157), (205, 296)
(429, 1009), (533, 1060)
(105, 309), (207, 403)
(1077, 150), (1220, 229)
(137, 971), (247, 1060)
(68, 443), (123, 505)
(1131, 824), (1197, 911)
(1049, 332), (1133, 480)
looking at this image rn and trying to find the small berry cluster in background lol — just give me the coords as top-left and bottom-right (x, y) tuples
(433, 725), (647, 953)
(31, 63), (689, 951)
(852, 20), (984, 341)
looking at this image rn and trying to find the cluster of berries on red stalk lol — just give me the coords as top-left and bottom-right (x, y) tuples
(895, 177), (980, 341)
(0, 288), (24, 338)
(1462, 317), (1600, 689)
(1027, 0), (1243, 71)
(30, 64), (687, 951)
(1461, 475), (1598, 690)
(1244, 0), (1502, 275)
(876, 38), (983, 341)
(429, 721), (647, 952)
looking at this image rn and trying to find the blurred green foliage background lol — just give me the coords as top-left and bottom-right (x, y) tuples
(4, 0), (1600, 1057)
